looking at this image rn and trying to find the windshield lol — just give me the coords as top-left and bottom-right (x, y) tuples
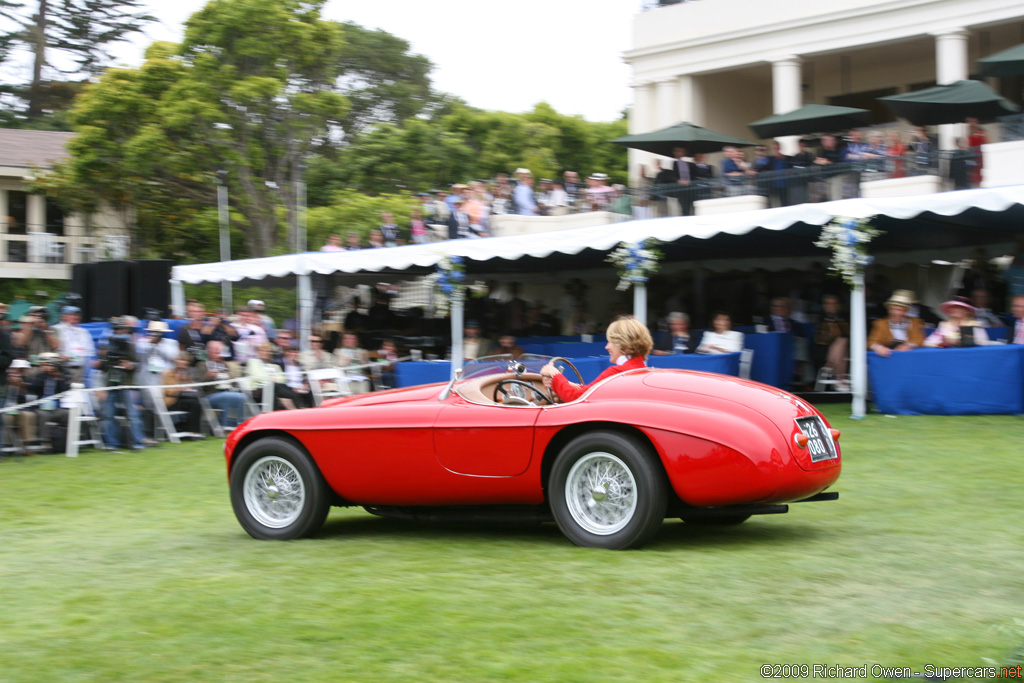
(461, 354), (553, 380)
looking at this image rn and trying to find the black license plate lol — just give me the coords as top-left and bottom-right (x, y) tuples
(795, 416), (838, 462)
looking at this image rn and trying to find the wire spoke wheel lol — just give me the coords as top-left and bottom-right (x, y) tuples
(565, 452), (637, 535)
(244, 456), (306, 528)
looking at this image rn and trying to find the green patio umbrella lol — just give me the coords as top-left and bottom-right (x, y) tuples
(611, 121), (756, 156)
(879, 80), (1019, 125)
(978, 43), (1024, 78)
(748, 103), (873, 139)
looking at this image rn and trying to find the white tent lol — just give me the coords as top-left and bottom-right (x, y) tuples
(171, 185), (1024, 417)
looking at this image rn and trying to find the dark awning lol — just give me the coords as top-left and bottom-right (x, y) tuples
(611, 121), (756, 156)
(879, 80), (1019, 125)
(978, 43), (1024, 78)
(748, 104), (872, 139)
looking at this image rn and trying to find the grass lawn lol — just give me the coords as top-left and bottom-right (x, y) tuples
(1, 405), (1022, 682)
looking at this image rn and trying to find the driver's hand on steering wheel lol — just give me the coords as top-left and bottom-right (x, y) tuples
(540, 362), (560, 387)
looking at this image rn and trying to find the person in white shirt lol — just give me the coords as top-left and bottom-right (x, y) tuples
(135, 320), (180, 386)
(53, 305), (95, 385)
(697, 312), (745, 354)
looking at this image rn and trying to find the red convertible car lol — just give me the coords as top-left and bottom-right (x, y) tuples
(225, 356), (841, 549)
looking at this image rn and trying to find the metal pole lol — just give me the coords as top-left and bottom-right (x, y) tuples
(298, 273), (313, 353)
(217, 171), (232, 312)
(850, 271), (867, 419)
(297, 161), (307, 254)
(170, 279), (186, 318)
(450, 293), (464, 381)
(633, 282), (647, 326)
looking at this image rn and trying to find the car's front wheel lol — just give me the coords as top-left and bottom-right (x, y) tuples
(230, 437), (331, 540)
(549, 431), (667, 549)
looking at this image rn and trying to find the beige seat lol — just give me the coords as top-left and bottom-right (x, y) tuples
(456, 372), (553, 406)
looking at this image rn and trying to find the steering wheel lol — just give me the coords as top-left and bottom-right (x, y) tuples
(494, 379), (552, 405)
(550, 357), (584, 386)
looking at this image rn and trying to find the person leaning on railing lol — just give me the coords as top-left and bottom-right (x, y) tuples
(162, 352), (204, 438)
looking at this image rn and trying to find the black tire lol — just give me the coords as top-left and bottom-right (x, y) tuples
(548, 430), (667, 549)
(681, 514), (751, 526)
(229, 437), (331, 540)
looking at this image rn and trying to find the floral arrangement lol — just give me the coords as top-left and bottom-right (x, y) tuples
(606, 239), (662, 291)
(814, 216), (884, 286)
(433, 254), (487, 316)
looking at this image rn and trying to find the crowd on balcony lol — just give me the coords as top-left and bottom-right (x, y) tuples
(639, 122), (988, 217)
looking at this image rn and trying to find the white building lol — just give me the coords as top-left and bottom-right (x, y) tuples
(625, 0), (1024, 192)
(0, 129), (131, 280)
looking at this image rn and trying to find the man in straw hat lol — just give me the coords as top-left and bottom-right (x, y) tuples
(868, 289), (926, 357)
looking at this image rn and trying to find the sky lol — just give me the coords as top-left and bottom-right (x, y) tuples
(111, 0), (639, 122)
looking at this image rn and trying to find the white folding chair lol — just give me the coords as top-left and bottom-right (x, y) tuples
(65, 384), (103, 458)
(739, 348), (754, 380)
(307, 367), (350, 406)
(147, 387), (199, 443)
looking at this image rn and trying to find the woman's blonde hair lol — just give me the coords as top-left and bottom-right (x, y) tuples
(606, 316), (653, 359)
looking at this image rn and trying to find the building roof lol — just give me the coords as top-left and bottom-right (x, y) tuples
(0, 129), (75, 169)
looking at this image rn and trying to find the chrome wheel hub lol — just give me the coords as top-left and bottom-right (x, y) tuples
(565, 452), (637, 535)
(243, 456), (306, 529)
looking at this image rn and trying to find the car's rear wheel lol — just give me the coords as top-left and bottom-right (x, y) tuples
(549, 431), (667, 549)
(230, 437), (330, 540)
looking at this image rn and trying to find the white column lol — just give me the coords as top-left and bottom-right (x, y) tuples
(655, 78), (677, 128)
(298, 273), (313, 353)
(677, 74), (702, 124)
(633, 283), (647, 327)
(933, 29), (970, 150)
(450, 294), (464, 381)
(629, 82), (655, 187)
(170, 279), (186, 318)
(849, 273), (867, 420)
(772, 56), (803, 155)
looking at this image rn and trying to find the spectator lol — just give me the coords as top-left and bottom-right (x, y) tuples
(1009, 294), (1024, 344)
(463, 185), (490, 236)
(320, 234), (345, 252)
(248, 299), (277, 340)
(863, 131), (887, 174)
(409, 208), (429, 244)
(99, 317), (149, 450)
(696, 312), (744, 354)
(346, 230), (363, 250)
(379, 212), (400, 247)
(366, 229), (386, 248)
(652, 161), (676, 217)
(373, 338), (400, 389)
(651, 311), (696, 355)
(546, 179), (570, 216)
(868, 289), (926, 356)
(753, 143), (790, 206)
(204, 311), (239, 362)
(812, 294), (850, 392)
(333, 332), (370, 394)
(884, 130), (907, 178)
(586, 173), (615, 210)
(908, 126), (934, 175)
(177, 301), (212, 363)
(448, 197), (473, 239)
(513, 171), (539, 216)
(461, 321), (492, 361)
(924, 297), (990, 347)
(299, 333), (334, 370)
(487, 334), (526, 360)
(162, 352), (204, 437)
(562, 170), (582, 204)
(970, 288), (1004, 327)
(666, 145), (697, 215)
(767, 297), (798, 333)
(52, 305), (95, 385)
(245, 342), (296, 410)
(29, 352), (71, 452)
(271, 329), (296, 366)
(3, 360), (36, 452)
(721, 146), (755, 196)
(789, 138), (817, 203)
(966, 117), (986, 186)
(136, 320), (180, 387)
(197, 340), (245, 429)
(280, 346), (312, 408)
(814, 134), (847, 200)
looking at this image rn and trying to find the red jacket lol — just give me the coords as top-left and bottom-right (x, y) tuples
(552, 356), (646, 402)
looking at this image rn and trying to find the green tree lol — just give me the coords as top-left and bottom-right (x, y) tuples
(2, 0), (154, 121)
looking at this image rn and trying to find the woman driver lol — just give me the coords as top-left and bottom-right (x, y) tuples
(540, 317), (653, 403)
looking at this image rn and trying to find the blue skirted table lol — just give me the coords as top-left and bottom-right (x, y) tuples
(868, 345), (1024, 415)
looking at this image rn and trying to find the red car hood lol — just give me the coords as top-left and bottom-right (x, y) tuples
(320, 382), (445, 408)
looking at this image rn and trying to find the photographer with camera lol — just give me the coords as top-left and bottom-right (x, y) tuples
(177, 302), (216, 364)
(28, 353), (70, 453)
(99, 317), (149, 451)
(13, 307), (59, 379)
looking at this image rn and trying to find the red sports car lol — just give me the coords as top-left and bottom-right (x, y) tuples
(225, 356), (841, 549)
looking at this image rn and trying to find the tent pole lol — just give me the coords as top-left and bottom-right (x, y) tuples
(170, 279), (186, 318)
(850, 272), (867, 419)
(298, 273), (313, 353)
(633, 282), (647, 326)
(450, 294), (464, 381)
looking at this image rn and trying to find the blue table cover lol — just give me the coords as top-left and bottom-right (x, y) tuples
(742, 332), (793, 388)
(648, 352), (740, 376)
(395, 361), (452, 387)
(868, 345), (1024, 415)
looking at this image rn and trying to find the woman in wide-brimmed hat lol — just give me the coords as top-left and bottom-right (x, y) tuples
(868, 289), (927, 357)
(924, 297), (990, 348)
